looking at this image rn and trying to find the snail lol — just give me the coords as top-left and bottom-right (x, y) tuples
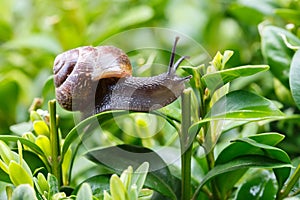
(53, 37), (191, 117)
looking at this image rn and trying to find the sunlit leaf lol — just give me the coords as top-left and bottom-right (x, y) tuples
(202, 65), (269, 92)
(8, 161), (33, 187)
(33, 120), (50, 137)
(189, 91), (284, 137)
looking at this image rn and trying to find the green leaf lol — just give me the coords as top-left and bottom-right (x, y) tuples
(290, 49), (300, 110)
(33, 120), (50, 137)
(192, 156), (292, 199)
(110, 174), (126, 200)
(74, 174), (111, 199)
(86, 144), (177, 200)
(131, 162), (149, 193)
(235, 169), (277, 200)
(37, 173), (49, 194)
(8, 161), (33, 187)
(35, 135), (51, 158)
(11, 184), (37, 200)
(206, 90), (284, 120)
(214, 133), (290, 197)
(76, 183), (93, 200)
(0, 135), (45, 160)
(216, 133), (287, 164)
(202, 65), (269, 92)
(48, 174), (59, 199)
(0, 140), (18, 164)
(260, 25), (300, 88)
(0, 166), (10, 183)
(22, 151), (48, 176)
(275, 9), (300, 26)
(189, 91), (284, 137)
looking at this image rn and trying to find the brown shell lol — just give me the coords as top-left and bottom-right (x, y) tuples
(53, 46), (132, 111)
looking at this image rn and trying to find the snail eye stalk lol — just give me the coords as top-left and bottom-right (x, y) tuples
(168, 36), (180, 75)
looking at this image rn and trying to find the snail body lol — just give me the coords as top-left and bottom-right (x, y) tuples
(53, 37), (191, 116)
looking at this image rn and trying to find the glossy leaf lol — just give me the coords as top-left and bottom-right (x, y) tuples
(260, 25), (300, 88)
(192, 156), (292, 199)
(189, 91), (284, 137)
(216, 133), (286, 164)
(86, 144), (177, 199)
(235, 169), (277, 200)
(11, 184), (37, 200)
(290, 49), (300, 110)
(214, 133), (290, 197)
(202, 65), (269, 92)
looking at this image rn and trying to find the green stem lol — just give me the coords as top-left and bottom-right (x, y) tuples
(181, 89), (192, 200)
(277, 164), (300, 200)
(48, 100), (62, 186)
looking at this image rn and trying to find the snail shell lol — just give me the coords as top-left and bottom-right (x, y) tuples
(53, 38), (191, 116)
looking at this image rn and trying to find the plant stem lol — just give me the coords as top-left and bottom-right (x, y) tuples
(181, 89), (192, 200)
(48, 100), (62, 186)
(277, 164), (300, 200)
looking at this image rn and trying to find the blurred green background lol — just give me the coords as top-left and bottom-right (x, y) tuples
(0, 0), (299, 149)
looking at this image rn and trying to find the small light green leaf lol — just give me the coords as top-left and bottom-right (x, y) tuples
(139, 188), (153, 199)
(9, 122), (32, 136)
(202, 65), (269, 92)
(62, 147), (72, 186)
(30, 111), (43, 122)
(110, 174), (126, 200)
(0, 135), (45, 160)
(0, 159), (8, 174)
(0, 140), (18, 164)
(132, 162), (149, 193)
(290, 49), (300, 110)
(11, 184), (37, 200)
(33, 120), (50, 137)
(104, 190), (112, 200)
(129, 184), (138, 200)
(76, 183), (93, 200)
(8, 161), (33, 187)
(120, 166), (132, 191)
(37, 173), (49, 193)
(35, 135), (52, 158)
